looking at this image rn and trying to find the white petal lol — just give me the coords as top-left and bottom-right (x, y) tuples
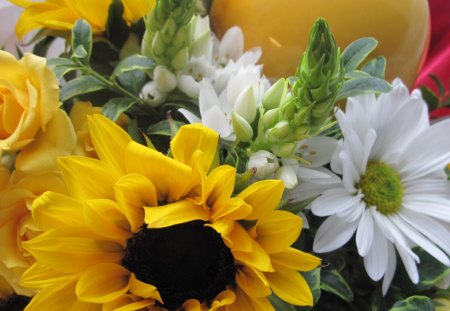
(219, 26), (244, 62)
(397, 245), (420, 284)
(400, 210), (450, 256)
(275, 166), (298, 189)
(199, 81), (220, 115)
(313, 215), (358, 253)
(178, 108), (201, 124)
(310, 188), (359, 217)
(403, 194), (450, 221)
(398, 119), (450, 181)
(360, 129), (377, 174)
(234, 85), (257, 123)
(202, 105), (232, 138)
(382, 242), (397, 295)
(391, 214), (450, 265)
(177, 74), (201, 98)
(364, 224), (388, 281)
(336, 200), (365, 222)
(297, 136), (339, 168)
(403, 179), (450, 199)
(356, 210), (374, 256)
(339, 151), (359, 192)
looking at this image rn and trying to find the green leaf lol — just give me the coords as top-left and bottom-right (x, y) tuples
(320, 267), (353, 302)
(47, 58), (79, 78)
(32, 36), (57, 57)
(420, 85), (439, 111)
(60, 75), (106, 101)
(389, 296), (435, 311)
(429, 74), (447, 98)
(345, 70), (371, 79)
(102, 98), (136, 121)
(71, 19), (92, 64)
(117, 70), (148, 96)
(147, 120), (187, 137)
(341, 38), (378, 72)
(127, 119), (144, 144)
(268, 294), (297, 311)
(303, 268), (321, 305)
(72, 45), (88, 59)
(111, 54), (155, 79)
(337, 77), (392, 100)
(361, 56), (386, 79)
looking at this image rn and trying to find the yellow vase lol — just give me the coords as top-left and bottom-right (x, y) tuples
(211, 0), (430, 87)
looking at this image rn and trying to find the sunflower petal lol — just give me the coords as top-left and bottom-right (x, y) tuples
(125, 141), (192, 202)
(211, 197), (252, 222)
(254, 211), (302, 254)
(145, 200), (208, 228)
(114, 173), (157, 233)
(270, 248), (321, 271)
(23, 227), (123, 273)
(238, 180), (284, 220)
(171, 123), (219, 173)
(210, 290), (236, 310)
(265, 265), (313, 306)
(57, 156), (116, 200)
(205, 165), (236, 206)
(233, 239), (273, 273)
(129, 274), (162, 302)
(32, 192), (84, 231)
(21, 262), (74, 289)
(76, 263), (130, 303)
(236, 265), (271, 298)
(87, 114), (131, 177)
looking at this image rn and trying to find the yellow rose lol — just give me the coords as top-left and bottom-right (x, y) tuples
(9, 0), (156, 39)
(0, 51), (60, 152)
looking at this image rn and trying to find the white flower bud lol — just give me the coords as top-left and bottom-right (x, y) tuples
(234, 85), (257, 123)
(153, 65), (177, 93)
(247, 150), (279, 179)
(275, 165), (298, 189)
(140, 81), (167, 107)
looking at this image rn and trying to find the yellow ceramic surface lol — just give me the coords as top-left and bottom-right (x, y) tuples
(211, 0), (430, 87)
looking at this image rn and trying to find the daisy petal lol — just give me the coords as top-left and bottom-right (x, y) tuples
(313, 215), (358, 253)
(311, 188), (359, 217)
(356, 210), (374, 256)
(403, 195), (450, 221)
(363, 225), (388, 281)
(382, 242), (397, 295)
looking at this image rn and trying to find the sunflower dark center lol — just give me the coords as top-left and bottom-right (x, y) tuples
(122, 220), (236, 311)
(0, 294), (30, 311)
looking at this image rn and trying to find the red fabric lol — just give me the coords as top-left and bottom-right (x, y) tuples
(414, 0), (450, 118)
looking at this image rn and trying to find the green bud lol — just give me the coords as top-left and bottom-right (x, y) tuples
(262, 78), (287, 110)
(161, 17), (177, 42)
(151, 32), (166, 57)
(234, 86), (257, 123)
(270, 121), (290, 140)
(272, 142), (297, 158)
(262, 108), (279, 129)
(171, 46), (189, 70)
(279, 97), (295, 120)
(232, 112), (254, 142)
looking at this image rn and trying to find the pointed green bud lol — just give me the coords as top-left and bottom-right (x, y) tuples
(279, 97), (296, 120)
(171, 47), (189, 71)
(151, 32), (166, 57)
(263, 78), (287, 110)
(161, 17), (177, 42)
(262, 108), (279, 129)
(269, 121), (290, 140)
(234, 86), (257, 123)
(272, 142), (297, 158)
(232, 112), (254, 142)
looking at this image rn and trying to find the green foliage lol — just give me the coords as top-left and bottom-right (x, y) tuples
(102, 98), (137, 121)
(60, 75), (106, 101)
(320, 266), (354, 302)
(71, 19), (92, 65)
(389, 296), (435, 311)
(341, 38), (378, 72)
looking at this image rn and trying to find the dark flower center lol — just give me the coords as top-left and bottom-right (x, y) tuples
(122, 220), (236, 310)
(0, 294), (31, 311)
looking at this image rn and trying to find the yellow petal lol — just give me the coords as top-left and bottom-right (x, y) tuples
(105, 296), (154, 311)
(227, 222), (253, 252)
(57, 156), (116, 200)
(76, 263), (130, 303)
(209, 290), (236, 310)
(211, 197), (252, 222)
(254, 211), (302, 254)
(270, 248), (321, 272)
(205, 218), (235, 247)
(238, 180), (284, 220)
(125, 141), (192, 202)
(15, 109), (76, 172)
(236, 266), (271, 298)
(24, 278), (85, 311)
(227, 288), (254, 311)
(129, 273), (162, 302)
(21, 262), (74, 289)
(265, 265), (313, 306)
(114, 173), (157, 233)
(181, 299), (203, 311)
(145, 200), (208, 229)
(32, 192), (84, 231)
(204, 165), (235, 206)
(171, 123), (218, 173)
(88, 114), (131, 177)
(23, 227), (123, 274)
(84, 199), (132, 245)
(232, 239), (273, 273)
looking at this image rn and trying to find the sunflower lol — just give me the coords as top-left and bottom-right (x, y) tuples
(21, 114), (320, 310)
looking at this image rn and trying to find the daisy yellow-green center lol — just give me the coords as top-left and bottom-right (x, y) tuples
(359, 161), (403, 215)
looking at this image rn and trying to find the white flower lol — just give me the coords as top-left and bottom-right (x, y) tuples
(308, 79), (450, 294)
(177, 56), (213, 98)
(247, 150), (279, 179)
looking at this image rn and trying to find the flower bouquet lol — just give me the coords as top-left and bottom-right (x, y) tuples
(0, 0), (449, 310)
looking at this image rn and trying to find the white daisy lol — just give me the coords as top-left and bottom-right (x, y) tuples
(309, 79), (450, 294)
